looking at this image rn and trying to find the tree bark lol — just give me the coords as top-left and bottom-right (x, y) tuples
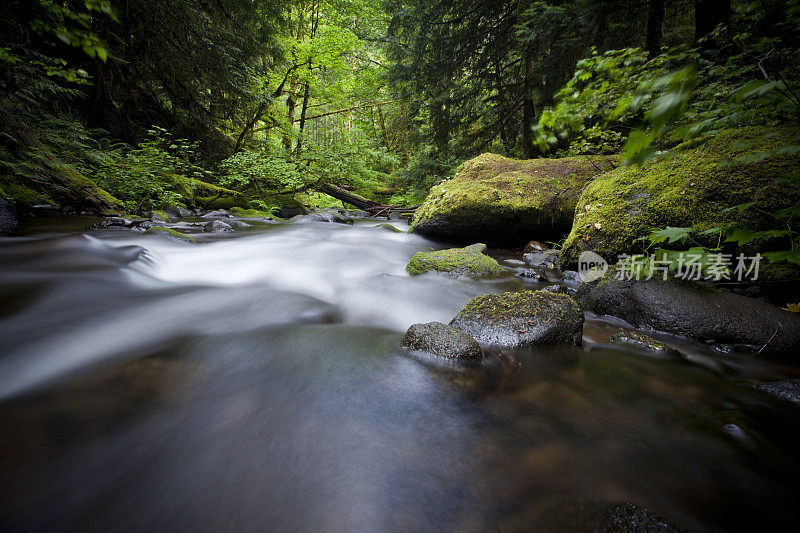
(645, 0), (666, 58)
(316, 183), (382, 211)
(521, 46), (536, 159)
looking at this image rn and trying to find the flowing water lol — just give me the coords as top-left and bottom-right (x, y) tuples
(1, 217), (800, 532)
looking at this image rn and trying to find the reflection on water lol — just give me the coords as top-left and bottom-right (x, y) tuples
(1, 219), (800, 531)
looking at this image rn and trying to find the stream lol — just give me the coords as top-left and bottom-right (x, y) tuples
(2, 216), (800, 532)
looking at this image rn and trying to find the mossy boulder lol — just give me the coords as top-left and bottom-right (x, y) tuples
(406, 243), (506, 278)
(410, 153), (614, 247)
(576, 274), (800, 355)
(560, 127), (800, 269)
(402, 322), (483, 361)
(449, 290), (584, 348)
(144, 226), (196, 243)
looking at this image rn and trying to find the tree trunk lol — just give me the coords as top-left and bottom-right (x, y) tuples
(645, 0), (666, 58)
(521, 46), (536, 159)
(296, 81), (311, 154)
(694, 0), (731, 43)
(316, 183), (382, 211)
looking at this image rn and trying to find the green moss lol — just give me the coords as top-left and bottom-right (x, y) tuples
(560, 127), (800, 269)
(406, 244), (507, 278)
(144, 226), (196, 243)
(376, 223), (404, 233)
(457, 290), (581, 320)
(409, 153), (615, 244)
(151, 209), (170, 222)
(609, 331), (680, 355)
(0, 181), (53, 206)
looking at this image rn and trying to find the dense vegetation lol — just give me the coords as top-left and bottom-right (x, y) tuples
(1, 0), (798, 265)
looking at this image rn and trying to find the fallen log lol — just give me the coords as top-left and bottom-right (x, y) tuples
(316, 183), (418, 217)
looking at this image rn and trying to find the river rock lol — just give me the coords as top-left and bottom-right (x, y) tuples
(202, 210), (234, 218)
(517, 269), (542, 282)
(290, 210), (353, 224)
(576, 275), (800, 355)
(751, 379), (800, 405)
(402, 322), (483, 361)
(1, 198), (20, 235)
(609, 331), (681, 357)
(228, 220), (252, 229)
(559, 127), (800, 271)
(204, 219), (234, 233)
(409, 153), (613, 247)
(164, 205), (191, 219)
(523, 250), (560, 269)
(406, 243), (506, 278)
(144, 226), (196, 243)
(278, 206), (307, 219)
(450, 290), (584, 348)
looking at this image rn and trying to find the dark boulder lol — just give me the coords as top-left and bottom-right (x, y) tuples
(523, 250), (560, 270)
(1, 198), (20, 235)
(204, 220), (234, 233)
(450, 290), (584, 348)
(402, 322), (483, 361)
(576, 276), (800, 355)
(278, 206), (308, 219)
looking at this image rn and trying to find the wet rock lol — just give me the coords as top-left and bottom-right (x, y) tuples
(576, 276), (800, 355)
(228, 220), (252, 229)
(517, 269), (542, 282)
(561, 270), (581, 286)
(144, 226), (196, 243)
(751, 379), (800, 406)
(348, 209), (369, 218)
(204, 220), (234, 233)
(406, 243), (506, 278)
(524, 240), (550, 253)
(202, 210), (234, 218)
(1, 198), (20, 235)
(278, 206), (307, 219)
(290, 210), (353, 224)
(402, 322), (483, 361)
(609, 331), (681, 357)
(523, 250), (560, 270)
(542, 284), (569, 294)
(450, 290), (584, 348)
(102, 217), (133, 228)
(164, 205), (191, 220)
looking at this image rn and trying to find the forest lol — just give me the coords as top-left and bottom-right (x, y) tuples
(3, 1), (800, 532)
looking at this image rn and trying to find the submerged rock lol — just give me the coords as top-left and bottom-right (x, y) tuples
(402, 322), (483, 361)
(144, 226), (196, 243)
(450, 290), (584, 348)
(609, 331), (681, 357)
(376, 223), (405, 233)
(1, 198), (19, 235)
(406, 243), (506, 278)
(751, 379), (800, 406)
(559, 127), (800, 271)
(576, 275), (800, 355)
(204, 220), (234, 233)
(409, 153), (613, 247)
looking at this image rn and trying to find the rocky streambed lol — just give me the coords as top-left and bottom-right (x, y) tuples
(2, 214), (800, 532)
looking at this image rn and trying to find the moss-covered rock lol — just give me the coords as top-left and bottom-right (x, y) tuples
(406, 243), (507, 278)
(402, 322), (483, 361)
(375, 223), (405, 233)
(449, 290), (584, 348)
(609, 331), (681, 357)
(560, 127), (800, 269)
(410, 153), (614, 247)
(144, 226), (196, 243)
